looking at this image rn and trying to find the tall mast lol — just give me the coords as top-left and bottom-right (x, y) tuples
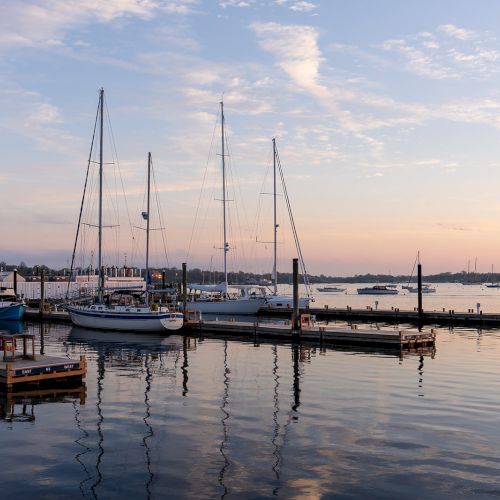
(221, 101), (228, 298)
(272, 138), (278, 295)
(145, 152), (151, 305)
(98, 88), (104, 302)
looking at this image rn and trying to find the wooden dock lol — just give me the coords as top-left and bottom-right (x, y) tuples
(260, 305), (500, 327)
(185, 317), (435, 348)
(0, 333), (86, 388)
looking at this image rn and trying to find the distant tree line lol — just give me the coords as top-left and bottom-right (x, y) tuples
(0, 261), (496, 284)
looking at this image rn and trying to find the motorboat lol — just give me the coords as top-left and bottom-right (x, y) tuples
(407, 286), (436, 294)
(0, 288), (26, 321)
(357, 286), (399, 295)
(316, 286), (346, 292)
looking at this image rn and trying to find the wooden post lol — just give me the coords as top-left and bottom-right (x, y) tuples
(13, 268), (18, 296)
(162, 270), (166, 289)
(417, 263), (423, 319)
(39, 269), (45, 317)
(292, 258), (299, 331)
(182, 262), (187, 320)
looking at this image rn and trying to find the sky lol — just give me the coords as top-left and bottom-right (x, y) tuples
(3, 0), (500, 276)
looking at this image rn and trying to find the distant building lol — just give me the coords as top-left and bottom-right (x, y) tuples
(0, 271), (26, 283)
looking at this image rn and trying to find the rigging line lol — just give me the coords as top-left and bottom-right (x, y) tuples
(275, 149), (312, 297)
(407, 253), (418, 285)
(186, 105), (219, 263)
(67, 98), (100, 300)
(151, 160), (171, 269)
(250, 144), (272, 264)
(104, 98), (136, 253)
(224, 123), (249, 273)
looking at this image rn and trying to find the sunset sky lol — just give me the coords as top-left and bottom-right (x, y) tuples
(2, 0), (500, 276)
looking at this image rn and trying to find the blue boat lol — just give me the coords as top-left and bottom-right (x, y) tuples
(0, 287), (26, 321)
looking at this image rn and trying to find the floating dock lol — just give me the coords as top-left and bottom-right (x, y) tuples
(185, 315), (435, 349)
(0, 333), (86, 388)
(260, 305), (500, 327)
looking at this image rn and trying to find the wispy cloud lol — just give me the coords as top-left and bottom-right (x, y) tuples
(0, 0), (197, 50)
(274, 0), (318, 11)
(379, 24), (500, 80)
(438, 23), (476, 41)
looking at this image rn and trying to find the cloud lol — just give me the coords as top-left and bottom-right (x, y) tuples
(274, 0), (318, 11)
(438, 24), (476, 41)
(289, 1), (317, 12)
(379, 24), (500, 80)
(380, 39), (457, 79)
(0, 0), (197, 50)
(251, 21), (386, 157)
(0, 81), (78, 153)
(219, 0), (252, 7)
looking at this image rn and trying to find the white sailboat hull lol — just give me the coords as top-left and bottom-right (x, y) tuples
(67, 306), (183, 331)
(187, 297), (266, 315)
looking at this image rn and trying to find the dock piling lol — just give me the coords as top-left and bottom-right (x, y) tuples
(182, 263), (187, 320)
(417, 263), (423, 319)
(39, 270), (45, 317)
(292, 258), (299, 331)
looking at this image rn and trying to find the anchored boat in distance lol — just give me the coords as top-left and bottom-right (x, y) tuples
(357, 285), (399, 295)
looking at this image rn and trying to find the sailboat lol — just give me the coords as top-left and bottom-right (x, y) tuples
(262, 138), (313, 311)
(187, 101), (267, 315)
(67, 89), (183, 331)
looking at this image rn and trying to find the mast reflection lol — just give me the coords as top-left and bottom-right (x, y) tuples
(90, 349), (105, 499)
(219, 340), (230, 499)
(143, 354), (154, 499)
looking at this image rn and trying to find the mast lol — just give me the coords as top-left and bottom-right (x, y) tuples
(98, 88), (104, 302)
(221, 101), (228, 298)
(145, 152), (151, 305)
(272, 138), (278, 295)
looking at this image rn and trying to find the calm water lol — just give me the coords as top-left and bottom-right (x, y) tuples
(1, 321), (500, 499)
(292, 282), (500, 313)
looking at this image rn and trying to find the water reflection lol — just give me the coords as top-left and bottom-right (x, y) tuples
(0, 384), (86, 422)
(90, 349), (105, 499)
(143, 354), (154, 499)
(5, 323), (497, 499)
(0, 319), (24, 334)
(218, 340), (230, 498)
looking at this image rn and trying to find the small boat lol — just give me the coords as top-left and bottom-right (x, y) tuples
(485, 283), (500, 288)
(357, 286), (399, 295)
(0, 288), (26, 321)
(407, 286), (436, 294)
(316, 286), (346, 292)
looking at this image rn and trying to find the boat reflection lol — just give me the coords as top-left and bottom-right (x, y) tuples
(0, 320), (24, 335)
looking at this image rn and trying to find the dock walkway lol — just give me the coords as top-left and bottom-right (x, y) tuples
(262, 306), (500, 327)
(185, 319), (435, 348)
